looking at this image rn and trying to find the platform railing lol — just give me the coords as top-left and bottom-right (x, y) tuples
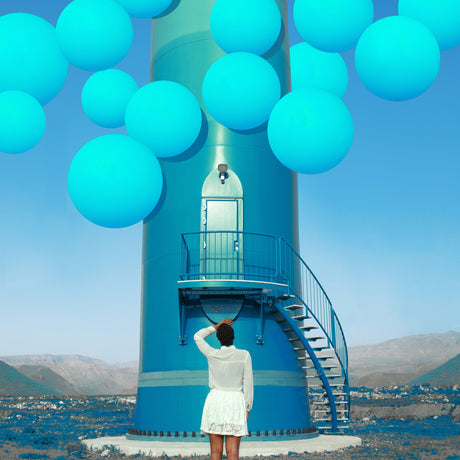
(180, 231), (278, 282)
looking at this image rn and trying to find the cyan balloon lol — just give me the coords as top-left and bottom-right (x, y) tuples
(56, 0), (133, 71)
(399, 0), (460, 51)
(125, 81), (202, 158)
(114, 0), (173, 18)
(0, 91), (46, 154)
(355, 16), (440, 101)
(293, 0), (374, 52)
(68, 134), (163, 228)
(267, 88), (353, 175)
(202, 52), (280, 130)
(290, 42), (348, 98)
(0, 13), (68, 105)
(82, 69), (138, 128)
(210, 0), (281, 55)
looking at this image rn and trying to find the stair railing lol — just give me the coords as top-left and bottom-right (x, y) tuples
(279, 238), (349, 380)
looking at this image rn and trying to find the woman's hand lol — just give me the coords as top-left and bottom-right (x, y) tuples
(214, 317), (233, 331)
(246, 411), (249, 421)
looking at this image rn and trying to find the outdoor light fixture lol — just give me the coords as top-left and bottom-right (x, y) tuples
(218, 163), (228, 184)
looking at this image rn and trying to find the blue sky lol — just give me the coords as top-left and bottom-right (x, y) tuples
(0, 0), (458, 363)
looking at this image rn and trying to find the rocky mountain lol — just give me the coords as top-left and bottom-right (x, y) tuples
(2, 331), (459, 393)
(0, 354), (138, 395)
(353, 372), (420, 388)
(0, 361), (58, 395)
(408, 353), (460, 386)
(349, 330), (460, 387)
(15, 365), (80, 395)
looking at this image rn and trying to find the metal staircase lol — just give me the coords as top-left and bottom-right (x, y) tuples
(276, 238), (350, 432)
(179, 231), (350, 433)
(273, 295), (349, 432)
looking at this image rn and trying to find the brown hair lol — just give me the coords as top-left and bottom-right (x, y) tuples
(216, 323), (234, 346)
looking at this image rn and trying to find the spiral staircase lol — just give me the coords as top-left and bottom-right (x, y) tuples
(179, 231), (350, 433)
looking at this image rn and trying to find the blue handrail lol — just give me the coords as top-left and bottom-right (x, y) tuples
(278, 238), (349, 378)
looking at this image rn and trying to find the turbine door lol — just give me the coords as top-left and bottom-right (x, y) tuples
(204, 199), (240, 279)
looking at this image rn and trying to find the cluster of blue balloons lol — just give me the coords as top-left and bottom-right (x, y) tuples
(2, 0), (460, 227)
(291, 0), (459, 102)
(266, 0), (361, 175)
(0, 0), (198, 228)
(76, 78), (201, 228)
(59, 0), (201, 228)
(0, 13), (68, 154)
(270, 0), (460, 174)
(203, 0), (282, 131)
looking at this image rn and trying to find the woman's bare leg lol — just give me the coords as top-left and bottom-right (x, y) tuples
(225, 435), (241, 460)
(209, 433), (224, 460)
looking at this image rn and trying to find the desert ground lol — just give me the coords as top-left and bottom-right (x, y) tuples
(0, 386), (459, 459)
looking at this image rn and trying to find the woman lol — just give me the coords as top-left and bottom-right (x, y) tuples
(194, 317), (253, 460)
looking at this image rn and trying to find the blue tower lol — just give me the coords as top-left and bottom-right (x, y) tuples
(133, 0), (349, 436)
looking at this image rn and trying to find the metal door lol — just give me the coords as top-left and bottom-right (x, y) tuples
(203, 199), (241, 278)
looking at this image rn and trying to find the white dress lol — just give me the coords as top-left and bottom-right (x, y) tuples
(194, 326), (254, 436)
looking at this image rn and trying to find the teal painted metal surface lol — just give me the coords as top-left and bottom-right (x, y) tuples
(135, 0), (350, 436)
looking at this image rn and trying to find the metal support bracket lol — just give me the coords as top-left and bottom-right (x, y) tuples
(179, 301), (187, 345)
(256, 293), (266, 345)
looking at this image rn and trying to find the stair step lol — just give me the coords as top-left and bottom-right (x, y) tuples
(306, 336), (323, 341)
(306, 379), (344, 388)
(307, 354), (334, 360)
(315, 418), (349, 422)
(284, 304), (303, 310)
(311, 373), (342, 379)
(300, 325), (319, 331)
(284, 325), (319, 333)
(289, 338), (302, 342)
(293, 347), (305, 352)
(314, 410), (349, 415)
(320, 426), (350, 431)
(292, 314), (308, 321)
(277, 294), (295, 301)
(299, 357), (337, 365)
(311, 345), (329, 351)
(319, 365), (339, 370)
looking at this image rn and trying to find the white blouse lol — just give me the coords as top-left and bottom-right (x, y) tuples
(194, 326), (254, 411)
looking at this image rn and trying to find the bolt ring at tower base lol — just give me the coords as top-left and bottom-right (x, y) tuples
(127, 427), (318, 442)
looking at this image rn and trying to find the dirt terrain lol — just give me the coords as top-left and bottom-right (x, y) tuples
(0, 386), (459, 459)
